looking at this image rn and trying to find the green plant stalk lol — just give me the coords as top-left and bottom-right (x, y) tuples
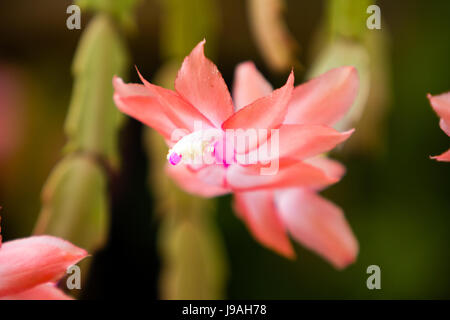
(146, 0), (228, 299)
(247, 0), (301, 73)
(308, 0), (390, 154)
(327, 0), (372, 41)
(35, 13), (129, 256)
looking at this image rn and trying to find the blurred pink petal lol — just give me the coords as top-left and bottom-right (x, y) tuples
(431, 149), (450, 162)
(226, 160), (339, 191)
(428, 92), (450, 126)
(243, 125), (354, 163)
(1, 283), (72, 300)
(175, 40), (234, 127)
(428, 92), (450, 161)
(276, 189), (358, 269)
(304, 156), (346, 182)
(439, 119), (450, 136)
(284, 66), (359, 126)
(233, 61), (273, 111)
(234, 190), (294, 258)
(166, 164), (229, 197)
(0, 235), (87, 297)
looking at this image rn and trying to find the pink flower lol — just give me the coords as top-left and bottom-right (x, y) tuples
(428, 92), (450, 161)
(0, 220), (88, 300)
(113, 40), (359, 268)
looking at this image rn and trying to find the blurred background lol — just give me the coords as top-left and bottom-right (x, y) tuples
(0, 0), (449, 299)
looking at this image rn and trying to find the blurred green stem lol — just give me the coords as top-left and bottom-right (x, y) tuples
(308, 0), (390, 153)
(327, 0), (372, 41)
(35, 2), (136, 287)
(247, 0), (301, 73)
(146, 0), (228, 299)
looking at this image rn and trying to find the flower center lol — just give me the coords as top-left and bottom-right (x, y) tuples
(167, 129), (221, 166)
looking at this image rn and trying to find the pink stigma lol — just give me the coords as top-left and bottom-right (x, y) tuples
(169, 152), (182, 165)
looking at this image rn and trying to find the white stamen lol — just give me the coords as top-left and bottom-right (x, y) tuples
(167, 129), (221, 165)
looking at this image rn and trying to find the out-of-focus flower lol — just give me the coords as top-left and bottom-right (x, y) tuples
(0, 219), (87, 300)
(113, 40), (359, 268)
(428, 92), (450, 162)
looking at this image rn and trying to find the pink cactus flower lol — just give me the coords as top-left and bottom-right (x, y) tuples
(428, 92), (450, 161)
(113, 40), (359, 268)
(0, 220), (88, 300)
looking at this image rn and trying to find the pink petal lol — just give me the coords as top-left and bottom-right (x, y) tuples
(113, 76), (153, 97)
(303, 156), (346, 181)
(234, 191), (294, 258)
(276, 189), (358, 269)
(166, 164), (230, 197)
(136, 70), (216, 130)
(174, 40), (234, 127)
(440, 118), (450, 137)
(431, 148), (450, 162)
(428, 92), (450, 130)
(222, 71), (294, 153)
(113, 76), (176, 139)
(226, 160), (339, 191)
(1, 283), (72, 300)
(114, 93), (178, 141)
(223, 71), (294, 130)
(242, 124), (354, 163)
(427, 93), (450, 161)
(114, 76), (214, 140)
(284, 66), (359, 126)
(232, 61), (273, 111)
(0, 236), (87, 297)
